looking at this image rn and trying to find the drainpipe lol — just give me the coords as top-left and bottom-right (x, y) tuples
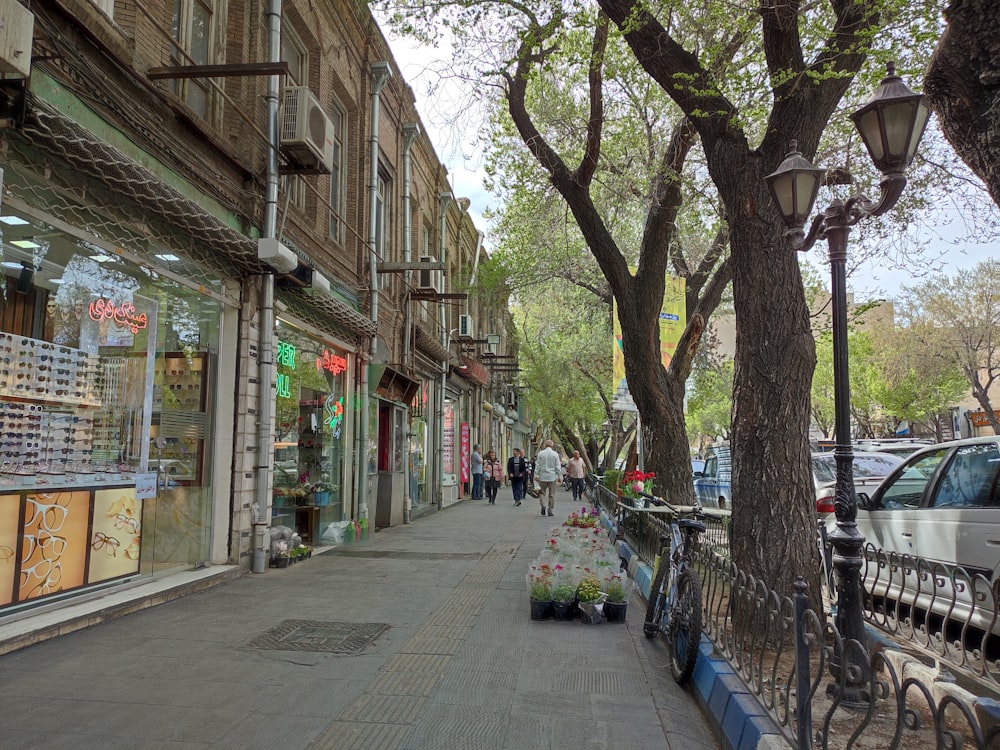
(401, 123), (419, 523)
(253, 0), (282, 574)
(436, 191), (453, 508)
(356, 61), (392, 528)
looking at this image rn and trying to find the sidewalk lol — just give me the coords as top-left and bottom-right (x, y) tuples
(0, 486), (721, 750)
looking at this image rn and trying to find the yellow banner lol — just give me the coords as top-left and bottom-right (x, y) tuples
(613, 275), (686, 397)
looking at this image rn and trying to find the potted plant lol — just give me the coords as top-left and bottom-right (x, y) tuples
(577, 576), (605, 624)
(603, 574), (628, 623)
(526, 566), (553, 620)
(309, 482), (332, 507)
(271, 540), (290, 568)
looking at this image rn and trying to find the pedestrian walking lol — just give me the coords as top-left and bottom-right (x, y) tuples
(483, 449), (505, 505)
(471, 444), (484, 499)
(507, 448), (528, 506)
(566, 449), (587, 502)
(534, 440), (562, 516)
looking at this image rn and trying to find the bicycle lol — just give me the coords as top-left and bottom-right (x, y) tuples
(639, 491), (706, 685)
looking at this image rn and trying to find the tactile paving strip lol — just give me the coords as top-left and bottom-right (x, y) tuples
(245, 620), (390, 654)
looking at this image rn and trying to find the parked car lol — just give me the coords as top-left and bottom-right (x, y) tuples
(811, 451), (903, 514)
(694, 446), (731, 509)
(853, 438), (934, 459)
(825, 436), (1000, 639)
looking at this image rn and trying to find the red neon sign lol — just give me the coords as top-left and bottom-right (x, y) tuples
(316, 349), (347, 376)
(88, 298), (148, 334)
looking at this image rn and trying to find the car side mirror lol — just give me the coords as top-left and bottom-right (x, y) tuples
(693, 471), (704, 478)
(856, 492), (872, 510)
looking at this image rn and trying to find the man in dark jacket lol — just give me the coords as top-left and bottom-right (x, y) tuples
(507, 448), (528, 506)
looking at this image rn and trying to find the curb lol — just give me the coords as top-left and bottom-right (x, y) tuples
(606, 512), (783, 750)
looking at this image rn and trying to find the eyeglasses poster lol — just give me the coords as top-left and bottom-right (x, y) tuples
(88, 488), (142, 584)
(19, 490), (90, 601)
(0, 494), (19, 606)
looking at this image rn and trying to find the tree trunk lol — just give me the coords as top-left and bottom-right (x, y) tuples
(726, 178), (820, 597)
(926, 1), (1000, 208)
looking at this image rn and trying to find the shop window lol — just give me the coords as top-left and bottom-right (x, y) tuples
(272, 325), (350, 542)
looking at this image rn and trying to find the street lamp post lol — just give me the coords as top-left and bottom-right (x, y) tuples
(765, 62), (929, 705)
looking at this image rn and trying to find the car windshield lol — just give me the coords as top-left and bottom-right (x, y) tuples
(811, 453), (902, 484)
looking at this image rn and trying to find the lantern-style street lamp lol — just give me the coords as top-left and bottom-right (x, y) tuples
(765, 62), (929, 705)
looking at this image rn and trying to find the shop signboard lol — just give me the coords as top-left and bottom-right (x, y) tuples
(460, 422), (470, 484)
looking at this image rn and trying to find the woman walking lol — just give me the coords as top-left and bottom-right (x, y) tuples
(483, 449), (505, 504)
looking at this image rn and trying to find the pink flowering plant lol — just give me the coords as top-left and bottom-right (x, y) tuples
(526, 564), (553, 601)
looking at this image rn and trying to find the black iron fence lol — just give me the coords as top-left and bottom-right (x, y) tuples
(589, 475), (1000, 748)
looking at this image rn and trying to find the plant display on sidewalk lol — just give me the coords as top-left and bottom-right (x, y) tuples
(525, 516), (628, 623)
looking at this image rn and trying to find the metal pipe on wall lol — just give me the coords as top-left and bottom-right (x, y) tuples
(252, 0), (283, 574)
(356, 61), (391, 526)
(436, 191), (452, 508)
(401, 123), (419, 523)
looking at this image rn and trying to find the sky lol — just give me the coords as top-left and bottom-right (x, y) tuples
(379, 23), (998, 303)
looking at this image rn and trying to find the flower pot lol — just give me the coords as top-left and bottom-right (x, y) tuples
(272, 556), (290, 568)
(529, 599), (553, 620)
(603, 600), (627, 622)
(312, 491), (331, 507)
(578, 601), (603, 624)
(552, 600), (575, 621)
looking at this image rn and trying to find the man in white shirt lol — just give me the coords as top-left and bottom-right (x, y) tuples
(533, 440), (562, 517)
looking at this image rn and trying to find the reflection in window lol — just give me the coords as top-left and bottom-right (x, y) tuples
(880, 449), (948, 509)
(931, 444), (1000, 508)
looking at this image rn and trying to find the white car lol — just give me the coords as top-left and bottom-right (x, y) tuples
(828, 436), (1000, 637)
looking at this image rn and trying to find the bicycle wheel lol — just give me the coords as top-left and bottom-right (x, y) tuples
(643, 558), (670, 638)
(667, 569), (703, 684)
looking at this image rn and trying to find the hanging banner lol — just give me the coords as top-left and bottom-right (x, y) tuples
(613, 275), (686, 410)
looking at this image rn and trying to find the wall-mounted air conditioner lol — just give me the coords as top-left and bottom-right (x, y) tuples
(458, 314), (473, 338)
(280, 86), (334, 173)
(418, 255), (438, 291)
(0, 0), (34, 79)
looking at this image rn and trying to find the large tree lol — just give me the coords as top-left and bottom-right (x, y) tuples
(379, 0), (938, 593)
(925, 1), (1000, 208)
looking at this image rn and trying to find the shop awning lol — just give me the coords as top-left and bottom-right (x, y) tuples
(455, 356), (489, 386)
(415, 324), (458, 365)
(370, 364), (420, 405)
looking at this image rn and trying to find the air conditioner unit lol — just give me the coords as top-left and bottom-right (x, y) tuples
(280, 86), (334, 173)
(458, 314), (474, 338)
(0, 0), (34, 79)
(418, 255), (438, 291)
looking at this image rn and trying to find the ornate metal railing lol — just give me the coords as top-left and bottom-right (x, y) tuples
(590, 476), (1000, 747)
(858, 544), (1000, 691)
(697, 544), (1000, 749)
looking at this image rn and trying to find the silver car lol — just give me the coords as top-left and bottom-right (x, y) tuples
(811, 451), (902, 514)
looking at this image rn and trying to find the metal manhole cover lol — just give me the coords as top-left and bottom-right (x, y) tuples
(246, 620), (390, 654)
